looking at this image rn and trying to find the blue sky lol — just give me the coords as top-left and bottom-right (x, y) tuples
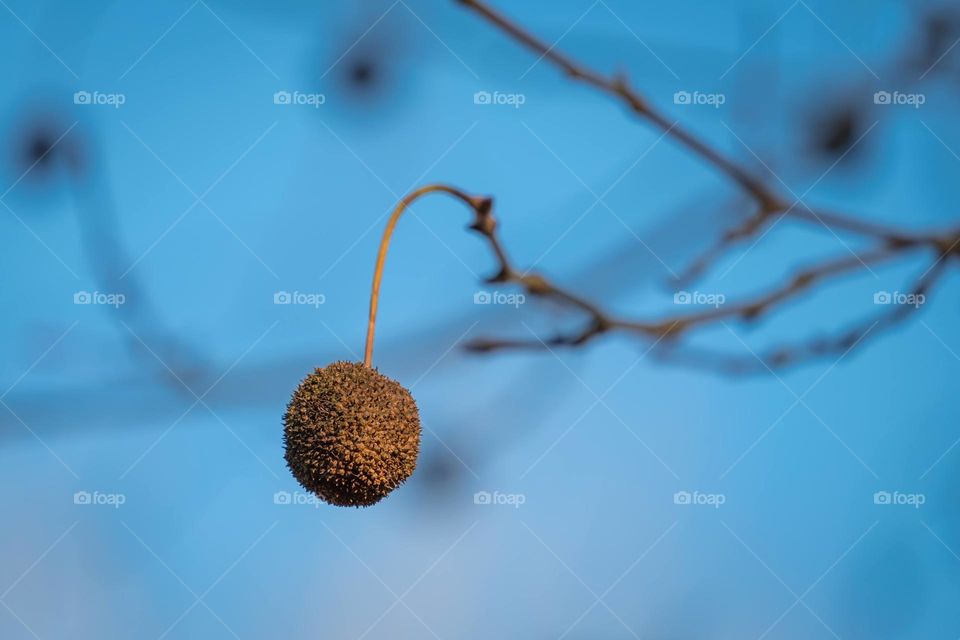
(1, 0), (959, 637)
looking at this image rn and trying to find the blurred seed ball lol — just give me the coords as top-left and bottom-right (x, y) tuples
(25, 131), (55, 169)
(283, 361), (421, 507)
(348, 58), (376, 88)
(334, 47), (396, 108)
(9, 111), (86, 187)
(922, 9), (960, 68)
(309, 14), (413, 121)
(809, 103), (867, 161)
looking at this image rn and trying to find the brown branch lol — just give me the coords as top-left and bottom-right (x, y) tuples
(457, 0), (958, 255)
(461, 194), (939, 357)
(441, 0), (960, 372)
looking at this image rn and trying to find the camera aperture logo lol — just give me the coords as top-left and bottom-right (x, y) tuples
(873, 491), (925, 509)
(873, 291), (924, 308)
(673, 90), (725, 108)
(273, 90), (326, 108)
(674, 290), (725, 308)
(74, 291), (126, 308)
(473, 490), (526, 508)
(273, 490), (322, 508)
(274, 290), (326, 308)
(673, 490), (725, 509)
(73, 90), (126, 108)
(873, 91), (925, 109)
(473, 90), (526, 108)
(474, 290), (525, 308)
(73, 490), (126, 509)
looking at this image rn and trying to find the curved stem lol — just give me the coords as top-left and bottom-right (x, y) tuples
(365, 184), (481, 367)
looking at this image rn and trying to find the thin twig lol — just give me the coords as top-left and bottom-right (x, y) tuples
(655, 257), (951, 373)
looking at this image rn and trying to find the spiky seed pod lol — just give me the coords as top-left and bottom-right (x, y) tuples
(283, 361), (420, 507)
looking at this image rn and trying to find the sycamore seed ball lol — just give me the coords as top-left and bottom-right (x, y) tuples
(283, 361), (421, 507)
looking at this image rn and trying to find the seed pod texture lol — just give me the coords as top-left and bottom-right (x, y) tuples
(283, 361), (421, 507)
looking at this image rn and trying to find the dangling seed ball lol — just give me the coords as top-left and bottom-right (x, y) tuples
(283, 361), (420, 507)
(283, 185), (482, 507)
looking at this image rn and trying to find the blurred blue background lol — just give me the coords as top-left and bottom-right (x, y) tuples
(1, 0), (959, 637)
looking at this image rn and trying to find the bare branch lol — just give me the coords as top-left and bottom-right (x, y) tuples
(440, 0), (960, 372)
